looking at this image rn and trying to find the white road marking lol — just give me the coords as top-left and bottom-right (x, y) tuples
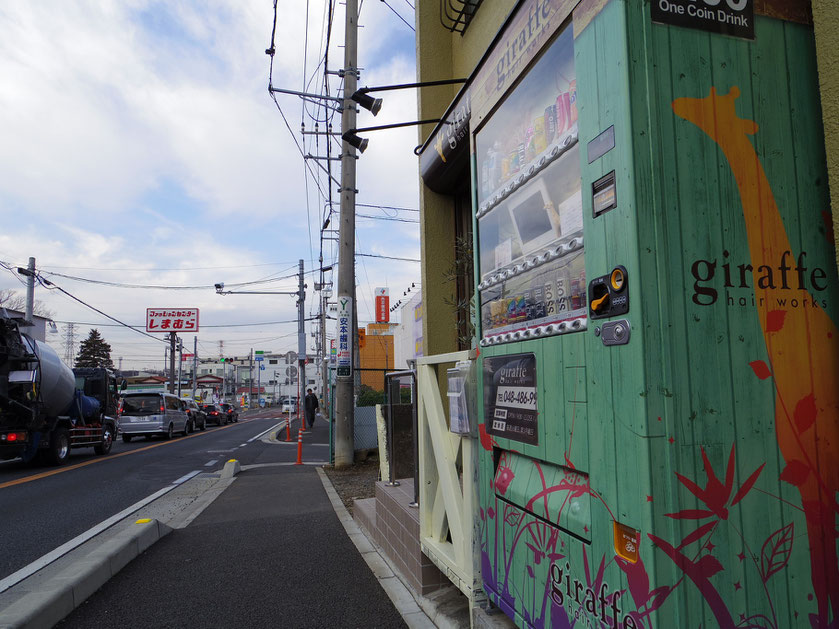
(204, 460), (218, 467)
(0, 470), (201, 594)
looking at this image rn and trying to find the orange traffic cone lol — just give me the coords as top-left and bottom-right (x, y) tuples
(294, 428), (303, 465)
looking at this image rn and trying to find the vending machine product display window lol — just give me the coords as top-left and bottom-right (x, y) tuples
(475, 25), (584, 344)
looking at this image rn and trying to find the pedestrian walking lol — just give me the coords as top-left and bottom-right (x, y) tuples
(304, 388), (319, 428)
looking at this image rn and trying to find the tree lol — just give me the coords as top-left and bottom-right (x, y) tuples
(75, 329), (114, 369)
(0, 288), (55, 319)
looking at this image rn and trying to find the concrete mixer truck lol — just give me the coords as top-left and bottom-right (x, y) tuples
(0, 313), (120, 465)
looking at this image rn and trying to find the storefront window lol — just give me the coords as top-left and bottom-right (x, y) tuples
(475, 23), (584, 341)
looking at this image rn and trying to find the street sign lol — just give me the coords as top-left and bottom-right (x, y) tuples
(337, 295), (352, 378)
(146, 308), (199, 332)
(259, 364), (265, 371)
(255, 356), (264, 361)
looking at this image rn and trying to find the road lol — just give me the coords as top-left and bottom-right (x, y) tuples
(0, 408), (312, 584)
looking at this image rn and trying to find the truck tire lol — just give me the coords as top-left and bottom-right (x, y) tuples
(94, 424), (114, 455)
(48, 428), (71, 466)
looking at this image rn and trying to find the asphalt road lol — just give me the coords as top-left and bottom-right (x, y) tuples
(0, 408), (308, 582)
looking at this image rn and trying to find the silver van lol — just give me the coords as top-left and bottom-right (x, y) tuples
(119, 391), (189, 442)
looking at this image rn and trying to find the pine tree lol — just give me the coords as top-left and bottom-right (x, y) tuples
(74, 329), (114, 369)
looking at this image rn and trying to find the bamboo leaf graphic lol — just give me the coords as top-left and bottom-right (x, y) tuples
(731, 463), (765, 506)
(748, 360), (772, 380)
(677, 520), (717, 550)
(760, 523), (794, 583)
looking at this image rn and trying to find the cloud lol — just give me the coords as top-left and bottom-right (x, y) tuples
(0, 0), (423, 369)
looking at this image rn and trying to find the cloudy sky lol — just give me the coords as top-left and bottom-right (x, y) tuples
(0, 1), (421, 370)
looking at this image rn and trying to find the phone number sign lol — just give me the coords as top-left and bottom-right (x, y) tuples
(146, 308), (199, 332)
(484, 353), (538, 445)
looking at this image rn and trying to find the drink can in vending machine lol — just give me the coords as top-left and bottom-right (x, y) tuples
(544, 104), (557, 143)
(556, 92), (571, 135)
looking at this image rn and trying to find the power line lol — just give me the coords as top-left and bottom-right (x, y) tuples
(36, 276), (168, 344)
(37, 270), (300, 291)
(356, 253), (420, 262)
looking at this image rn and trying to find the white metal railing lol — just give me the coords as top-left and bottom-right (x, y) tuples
(416, 349), (481, 602)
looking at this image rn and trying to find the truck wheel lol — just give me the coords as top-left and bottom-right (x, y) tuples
(94, 425), (114, 455)
(122, 434), (133, 443)
(48, 428), (71, 466)
(165, 423), (174, 440)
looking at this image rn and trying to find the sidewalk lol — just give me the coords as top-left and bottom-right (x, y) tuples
(49, 417), (429, 629)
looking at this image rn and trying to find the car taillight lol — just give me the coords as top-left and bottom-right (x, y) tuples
(160, 405), (166, 413)
(2, 432), (27, 443)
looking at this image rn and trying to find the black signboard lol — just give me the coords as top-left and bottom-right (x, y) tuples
(484, 353), (538, 445)
(651, 0), (754, 41)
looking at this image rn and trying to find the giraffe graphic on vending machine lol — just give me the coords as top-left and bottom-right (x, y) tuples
(672, 86), (839, 626)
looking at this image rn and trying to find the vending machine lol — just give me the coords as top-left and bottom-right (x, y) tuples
(473, 1), (838, 627)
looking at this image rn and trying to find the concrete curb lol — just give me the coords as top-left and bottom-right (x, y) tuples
(0, 519), (171, 629)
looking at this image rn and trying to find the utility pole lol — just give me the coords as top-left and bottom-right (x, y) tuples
(24, 257), (35, 324)
(192, 336), (198, 399)
(177, 337), (183, 397)
(168, 332), (176, 394)
(334, 0), (358, 468)
(297, 259), (307, 423)
(249, 349), (254, 408)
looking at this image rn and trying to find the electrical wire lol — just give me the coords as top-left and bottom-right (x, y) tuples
(37, 269), (300, 291)
(356, 253), (420, 262)
(379, 0), (414, 31)
(35, 276), (167, 344)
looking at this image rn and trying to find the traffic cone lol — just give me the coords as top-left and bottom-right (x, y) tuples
(285, 415), (292, 441)
(294, 428), (303, 465)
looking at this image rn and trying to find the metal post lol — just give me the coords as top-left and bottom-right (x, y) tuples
(385, 373), (399, 487)
(249, 349), (253, 408)
(321, 293), (328, 411)
(334, 0), (358, 468)
(168, 332), (176, 394)
(24, 257), (35, 323)
(177, 337), (183, 397)
(192, 336), (197, 399)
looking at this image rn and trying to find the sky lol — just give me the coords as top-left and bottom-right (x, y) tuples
(0, 0), (421, 371)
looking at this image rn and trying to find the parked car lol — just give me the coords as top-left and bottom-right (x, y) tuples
(119, 391), (189, 442)
(281, 398), (297, 414)
(221, 403), (239, 423)
(183, 399), (206, 432)
(201, 404), (226, 426)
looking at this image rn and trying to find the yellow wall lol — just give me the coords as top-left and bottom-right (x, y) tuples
(359, 324), (395, 391)
(415, 3), (515, 357)
(812, 0), (839, 272)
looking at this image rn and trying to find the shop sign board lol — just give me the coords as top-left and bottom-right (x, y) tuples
(146, 308), (199, 332)
(336, 295), (352, 378)
(651, 0), (754, 40)
(484, 353), (538, 445)
(375, 287), (389, 323)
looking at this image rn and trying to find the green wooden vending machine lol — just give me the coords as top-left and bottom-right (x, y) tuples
(472, 1), (838, 627)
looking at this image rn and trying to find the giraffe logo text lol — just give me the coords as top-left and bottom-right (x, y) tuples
(690, 249), (830, 307)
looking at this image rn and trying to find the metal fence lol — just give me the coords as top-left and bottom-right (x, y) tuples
(353, 405), (379, 450)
